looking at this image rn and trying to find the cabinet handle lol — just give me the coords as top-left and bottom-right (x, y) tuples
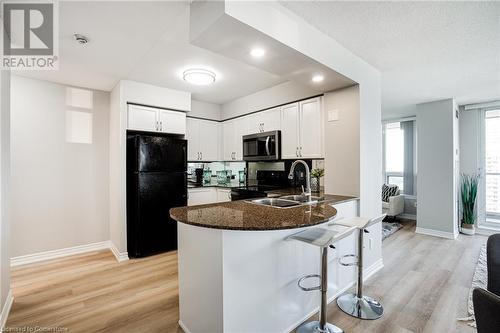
(296, 147), (299, 157)
(155, 121), (158, 131)
(300, 147), (303, 157)
(200, 152), (203, 160)
(197, 152), (199, 160)
(160, 121), (163, 131)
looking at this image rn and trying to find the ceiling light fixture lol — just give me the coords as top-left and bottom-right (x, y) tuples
(250, 48), (266, 58)
(312, 75), (324, 83)
(182, 68), (216, 86)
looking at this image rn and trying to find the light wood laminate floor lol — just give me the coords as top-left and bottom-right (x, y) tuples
(7, 220), (486, 333)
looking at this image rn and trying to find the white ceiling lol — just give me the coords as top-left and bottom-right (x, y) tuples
(281, 1), (500, 118)
(15, 1), (353, 105)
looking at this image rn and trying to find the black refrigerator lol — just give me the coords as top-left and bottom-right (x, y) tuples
(126, 132), (187, 258)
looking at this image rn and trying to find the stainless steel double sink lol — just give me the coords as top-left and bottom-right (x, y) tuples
(247, 195), (325, 208)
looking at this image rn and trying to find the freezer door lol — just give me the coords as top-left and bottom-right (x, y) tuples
(137, 135), (187, 172)
(128, 172), (187, 257)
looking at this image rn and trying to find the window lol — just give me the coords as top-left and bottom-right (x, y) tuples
(384, 122), (405, 192)
(383, 120), (415, 195)
(485, 110), (500, 217)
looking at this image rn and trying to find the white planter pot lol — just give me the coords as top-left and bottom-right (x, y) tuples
(461, 223), (475, 235)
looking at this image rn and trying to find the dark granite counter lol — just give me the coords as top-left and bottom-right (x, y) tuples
(170, 194), (358, 231)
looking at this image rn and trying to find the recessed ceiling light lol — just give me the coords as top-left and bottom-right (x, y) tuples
(250, 48), (266, 58)
(182, 68), (216, 86)
(312, 75), (324, 83)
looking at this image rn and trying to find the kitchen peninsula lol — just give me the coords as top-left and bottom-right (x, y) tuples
(170, 194), (383, 333)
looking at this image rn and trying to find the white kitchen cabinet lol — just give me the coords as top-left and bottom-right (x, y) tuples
(280, 97), (323, 159)
(247, 107), (281, 134)
(188, 187), (232, 206)
(187, 118), (219, 161)
(216, 189), (231, 202)
(127, 105), (158, 132)
(159, 109), (186, 134)
(222, 120), (235, 161)
(280, 102), (300, 159)
(199, 121), (219, 161)
(186, 118), (198, 161)
(299, 98), (323, 158)
(188, 188), (217, 206)
(127, 104), (186, 135)
(223, 118), (246, 161)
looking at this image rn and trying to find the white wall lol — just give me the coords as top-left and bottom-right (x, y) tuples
(109, 80), (191, 254)
(221, 81), (317, 120)
(10, 76), (110, 257)
(0, 69), (11, 314)
(323, 86), (360, 197)
(416, 99), (458, 238)
(191, 100), (221, 121)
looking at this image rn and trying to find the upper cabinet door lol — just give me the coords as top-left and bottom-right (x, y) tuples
(222, 120), (235, 161)
(299, 98), (323, 158)
(186, 118), (199, 161)
(233, 117), (247, 160)
(246, 113), (261, 134)
(261, 107), (281, 132)
(199, 120), (219, 161)
(281, 103), (300, 159)
(159, 110), (186, 135)
(128, 105), (158, 132)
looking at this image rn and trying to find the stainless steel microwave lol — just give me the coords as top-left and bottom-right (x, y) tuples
(242, 130), (281, 161)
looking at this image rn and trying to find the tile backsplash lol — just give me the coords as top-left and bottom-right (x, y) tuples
(187, 161), (246, 180)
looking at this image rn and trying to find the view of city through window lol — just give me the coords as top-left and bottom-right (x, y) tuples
(384, 122), (404, 192)
(486, 110), (500, 217)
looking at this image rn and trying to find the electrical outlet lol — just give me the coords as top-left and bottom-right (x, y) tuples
(414, 201), (418, 208)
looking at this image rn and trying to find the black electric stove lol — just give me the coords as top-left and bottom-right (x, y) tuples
(230, 170), (290, 201)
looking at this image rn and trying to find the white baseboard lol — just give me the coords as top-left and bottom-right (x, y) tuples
(282, 258), (384, 333)
(399, 213), (416, 220)
(178, 320), (192, 333)
(11, 241), (128, 267)
(475, 227), (499, 236)
(0, 290), (13, 330)
(415, 227), (457, 240)
(109, 242), (129, 262)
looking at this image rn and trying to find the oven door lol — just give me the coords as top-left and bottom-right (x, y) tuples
(242, 131), (280, 161)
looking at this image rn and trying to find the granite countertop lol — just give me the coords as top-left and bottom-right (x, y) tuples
(170, 194), (358, 231)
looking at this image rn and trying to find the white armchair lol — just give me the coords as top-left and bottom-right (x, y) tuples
(381, 184), (404, 219)
(382, 195), (404, 218)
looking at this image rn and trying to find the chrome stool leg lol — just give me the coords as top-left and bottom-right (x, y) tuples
(337, 228), (383, 320)
(298, 245), (343, 333)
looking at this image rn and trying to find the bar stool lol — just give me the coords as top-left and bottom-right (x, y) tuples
(287, 226), (357, 333)
(333, 215), (386, 320)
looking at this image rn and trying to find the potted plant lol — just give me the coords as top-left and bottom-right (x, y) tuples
(460, 173), (480, 235)
(310, 168), (325, 193)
